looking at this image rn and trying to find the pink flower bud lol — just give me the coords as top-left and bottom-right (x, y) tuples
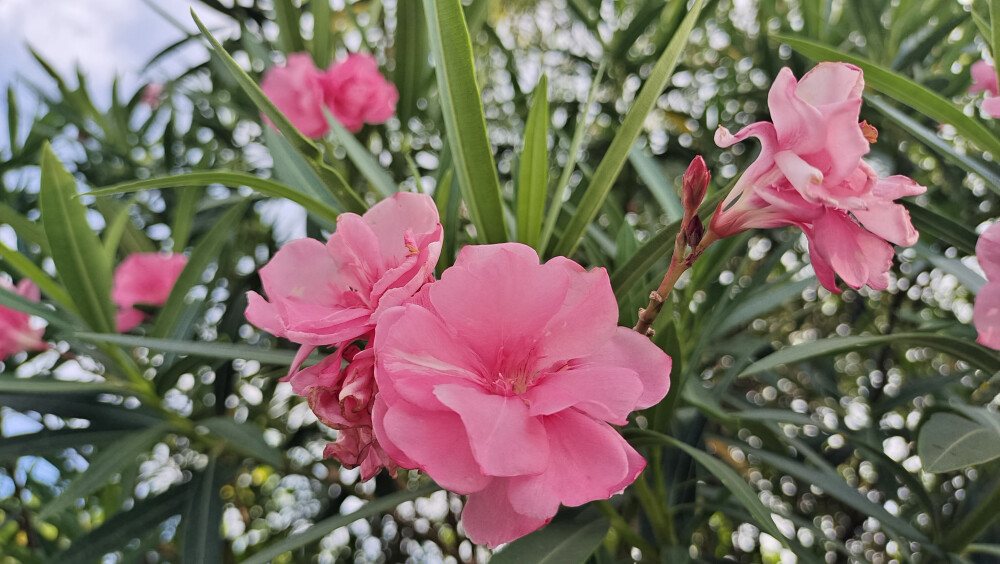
(684, 214), (704, 248)
(682, 155), (710, 214)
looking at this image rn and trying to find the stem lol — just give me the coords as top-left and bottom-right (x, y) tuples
(633, 470), (677, 546)
(633, 229), (719, 336)
(594, 500), (659, 561)
(942, 477), (1000, 554)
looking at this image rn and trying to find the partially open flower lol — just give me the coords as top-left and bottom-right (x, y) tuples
(0, 278), (46, 359)
(711, 63), (925, 293)
(261, 53), (330, 138)
(321, 54), (399, 132)
(371, 243), (671, 547)
(970, 60), (1000, 118)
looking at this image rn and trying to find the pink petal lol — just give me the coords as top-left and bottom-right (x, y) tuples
(970, 60), (1000, 96)
(978, 223), (1000, 281)
(373, 396), (490, 493)
(774, 150), (824, 201)
(461, 479), (552, 548)
(579, 327), (672, 410)
(974, 281), (1000, 350)
(525, 365), (643, 424)
(434, 384), (550, 477)
(984, 95), (1000, 118)
(364, 192), (442, 265)
(537, 258), (618, 362)
(795, 62), (864, 108)
(261, 53), (329, 138)
(852, 200), (918, 247)
(15, 279), (40, 301)
(112, 253), (187, 308)
(507, 410), (641, 510)
(768, 67), (827, 154)
(116, 307), (147, 333)
(807, 211), (894, 291)
(429, 244), (569, 367)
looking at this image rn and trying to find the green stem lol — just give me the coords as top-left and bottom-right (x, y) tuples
(633, 470), (677, 546)
(942, 477), (1000, 554)
(594, 500), (659, 561)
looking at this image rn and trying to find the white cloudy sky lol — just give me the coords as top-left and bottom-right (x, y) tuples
(0, 0), (232, 140)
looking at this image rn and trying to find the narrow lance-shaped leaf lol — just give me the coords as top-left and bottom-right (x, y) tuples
(518, 74), (550, 251)
(76, 332), (313, 366)
(311, 0), (333, 68)
(490, 516), (610, 564)
(422, 0), (509, 243)
(324, 108), (398, 198)
(39, 143), (116, 333)
(552, 0), (705, 257)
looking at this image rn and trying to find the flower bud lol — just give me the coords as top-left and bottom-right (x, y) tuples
(684, 214), (704, 248)
(682, 156), (710, 214)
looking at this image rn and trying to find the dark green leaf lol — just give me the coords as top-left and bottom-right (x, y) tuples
(198, 417), (284, 468)
(518, 75), (550, 250)
(490, 515), (609, 564)
(918, 411), (1000, 473)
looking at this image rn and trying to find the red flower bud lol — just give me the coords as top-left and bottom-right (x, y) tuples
(684, 214), (704, 248)
(682, 156), (710, 214)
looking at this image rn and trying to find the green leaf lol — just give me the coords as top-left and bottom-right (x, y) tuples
(539, 62), (604, 255)
(0, 428), (131, 461)
(741, 332), (1000, 376)
(0, 284), (80, 331)
(39, 143), (116, 333)
(100, 197), (133, 261)
(149, 202), (248, 338)
(518, 75), (550, 251)
(422, 0), (509, 243)
(625, 429), (789, 548)
(6, 86), (18, 151)
(190, 9), (367, 214)
(905, 201), (979, 256)
(57, 479), (194, 564)
(324, 109), (398, 198)
(273, 0), (305, 54)
(198, 417), (284, 468)
(918, 411), (1000, 473)
(39, 423), (171, 520)
(774, 34), (1000, 157)
(552, 0), (705, 257)
(75, 332), (310, 365)
(241, 483), (440, 564)
(171, 187), (199, 252)
(0, 240), (72, 307)
(90, 170), (340, 226)
(393, 0), (430, 124)
(311, 0), (333, 68)
(628, 146), (684, 222)
(181, 455), (232, 564)
(490, 515), (609, 564)
(0, 202), (49, 254)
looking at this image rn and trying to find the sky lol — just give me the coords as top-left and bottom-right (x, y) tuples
(0, 0), (232, 143)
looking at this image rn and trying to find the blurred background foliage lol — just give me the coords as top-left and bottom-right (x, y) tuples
(1, 0), (1000, 562)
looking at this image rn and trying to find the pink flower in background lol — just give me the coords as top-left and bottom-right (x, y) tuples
(260, 53), (330, 138)
(712, 62), (925, 292)
(289, 345), (397, 480)
(245, 192), (442, 354)
(371, 243), (671, 547)
(974, 223), (1000, 349)
(970, 60), (1000, 118)
(321, 53), (399, 132)
(0, 279), (46, 359)
(140, 83), (164, 109)
(113, 253), (188, 332)
(260, 52), (397, 137)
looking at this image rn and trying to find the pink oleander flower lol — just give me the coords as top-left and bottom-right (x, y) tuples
(321, 53), (399, 133)
(245, 192), (442, 357)
(288, 344), (397, 480)
(140, 83), (164, 109)
(970, 60), (1000, 118)
(261, 53), (330, 139)
(113, 253), (188, 332)
(975, 223), (1000, 349)
(0, 279), (46, 360)
(712, 62), (925, 293)
(371, 243), (671, 547)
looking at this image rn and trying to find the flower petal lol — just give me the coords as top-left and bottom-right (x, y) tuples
(460, 479), (551, 549)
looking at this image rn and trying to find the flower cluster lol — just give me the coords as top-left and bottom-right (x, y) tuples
(113, 253), (188, 332)
(0, 278), (46, 360)
(712, 62), (925, 292)
(261, 52), (398, 137)
(975, 223), (1000, 349)
(970, 60), (1000, 118)
(246, 193), (672, 547)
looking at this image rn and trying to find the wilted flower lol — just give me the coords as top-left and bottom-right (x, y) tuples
(288, 345), (397, 480)
(712, 62), (925, 292)
(0, 278), (46, 359)
(113, 253), (188, 332)
(245, 192), (442, 359)
(321, 53), (399, 133)
(371, 243), (671, 547)
(975, 223), (1000, 349)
